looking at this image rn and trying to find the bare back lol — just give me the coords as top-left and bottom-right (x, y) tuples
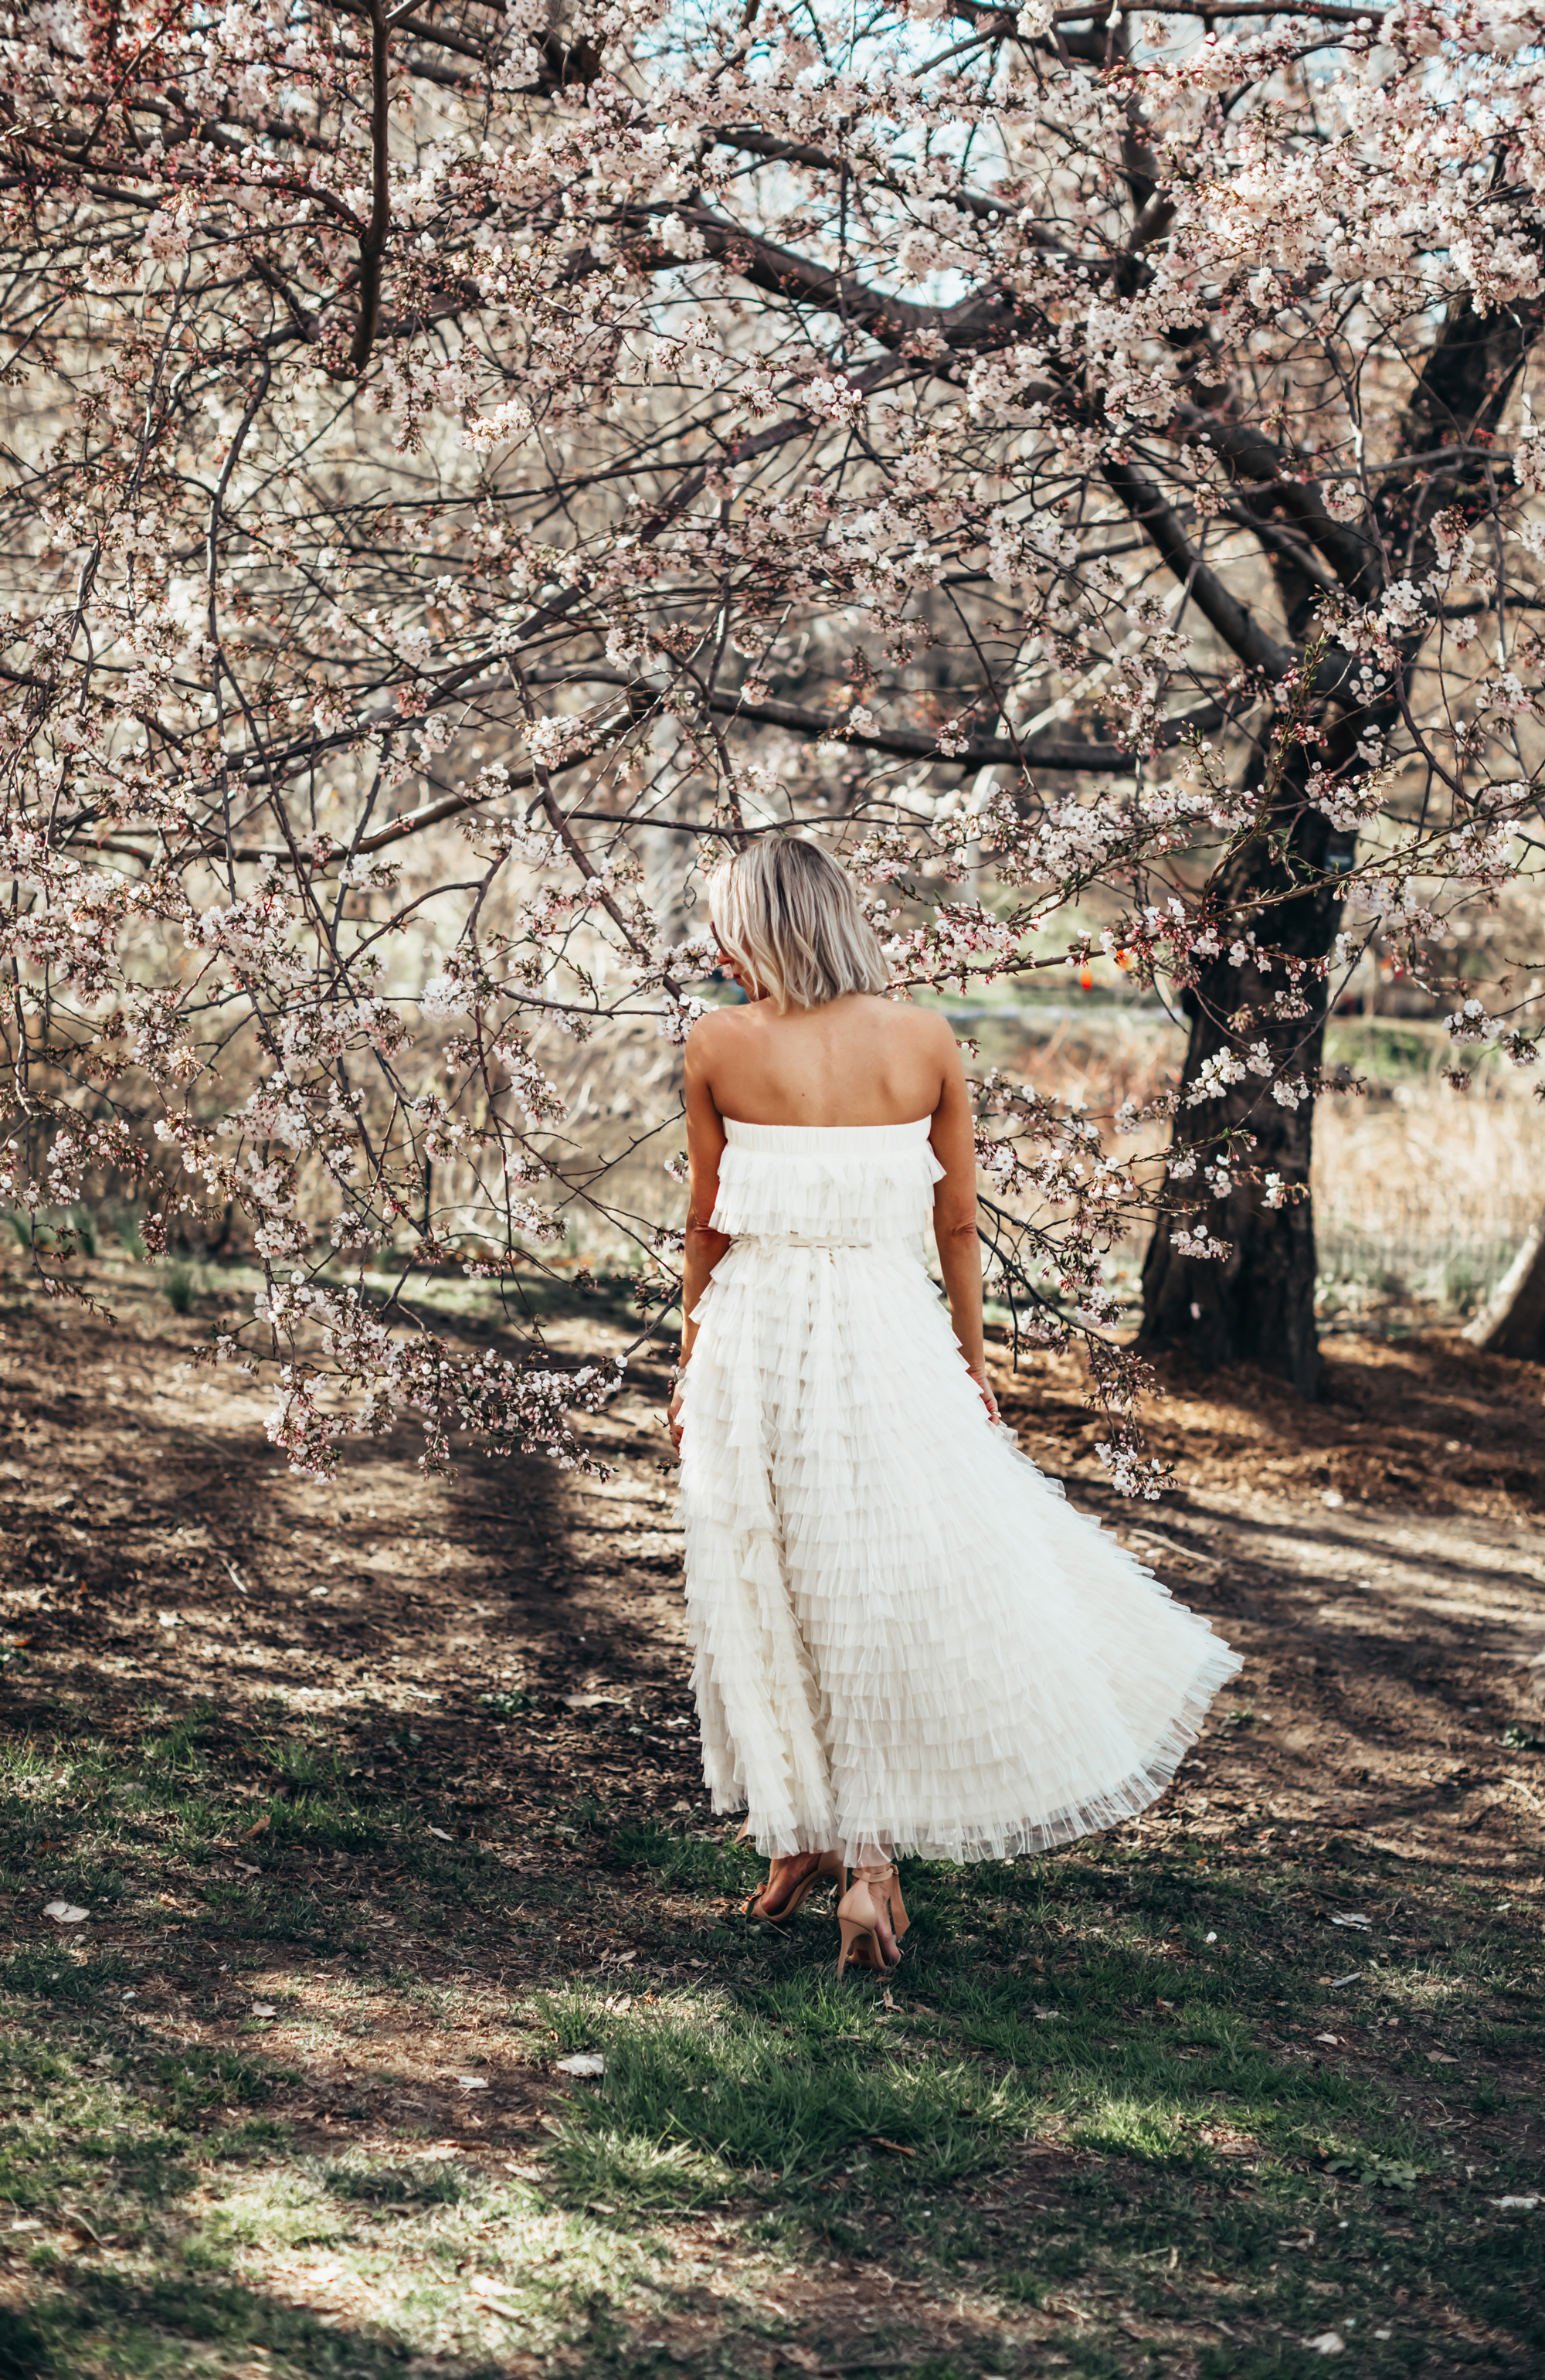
(689, 992), (952, 1129)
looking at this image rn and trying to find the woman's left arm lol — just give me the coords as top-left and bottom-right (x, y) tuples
(669, 1017), (731, 1450)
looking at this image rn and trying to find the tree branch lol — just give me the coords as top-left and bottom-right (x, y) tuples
(1171, 408), (1380, 600)
(325, 0), (488, 63)
(564, 668), (1147, 772)
(1102, 457), (1300, 685)
(348, 0), (392, 373)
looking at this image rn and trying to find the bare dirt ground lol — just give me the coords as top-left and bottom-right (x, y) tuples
(2, 1261), (1543, 2376)
(1003, 1329), (1545, 1879)
(10, 1277), (1544, 1878)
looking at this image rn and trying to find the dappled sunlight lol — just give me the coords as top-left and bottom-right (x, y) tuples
(185, 2158), (667, 2369)
(2, 1279), (1543, 2374)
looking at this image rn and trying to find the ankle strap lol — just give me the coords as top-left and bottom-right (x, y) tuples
(854, 1862), (897, 1884)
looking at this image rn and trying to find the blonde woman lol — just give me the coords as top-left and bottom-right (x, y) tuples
(670, 839), (1239, 1975)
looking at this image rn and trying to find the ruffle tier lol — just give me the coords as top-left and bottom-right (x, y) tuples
(710, 1117), (942, 1248)
(679, 1176), (1241, 1865)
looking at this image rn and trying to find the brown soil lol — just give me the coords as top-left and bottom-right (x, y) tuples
(0, 1277), (695, 1806)
(8, 1280), (1543, 1846)
(4, 1277), (1543, 1971)
(1000, 1328), (1545, 1876)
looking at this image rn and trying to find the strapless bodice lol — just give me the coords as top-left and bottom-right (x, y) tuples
(709, 1118), (943, 1248)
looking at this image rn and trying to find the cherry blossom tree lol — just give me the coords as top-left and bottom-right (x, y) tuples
(1, 0), (1542, 1484)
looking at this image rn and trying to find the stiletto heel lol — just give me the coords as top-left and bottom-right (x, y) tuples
(745, 1847), (844, 1923)
(835, 1864), (904, 1975)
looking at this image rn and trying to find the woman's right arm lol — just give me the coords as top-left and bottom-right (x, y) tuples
(927, 1019), (1000, 1423)
(669, 1018), (732, 1449)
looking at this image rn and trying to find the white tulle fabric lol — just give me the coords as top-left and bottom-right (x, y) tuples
(678, 1119), (1242, 1865)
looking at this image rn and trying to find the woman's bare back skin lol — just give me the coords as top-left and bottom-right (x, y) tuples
(688, 991), (957, 1128)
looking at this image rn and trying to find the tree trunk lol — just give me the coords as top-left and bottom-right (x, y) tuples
(1138, 763), (1347, 1401)
(1139, 1086), (1326, 1396)
(1463, 1215), (1545, 1358)
(1139, 294), (1545, 1399)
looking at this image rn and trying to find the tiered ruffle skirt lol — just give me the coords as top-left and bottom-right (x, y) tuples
(678, 1222), (1241, 1865)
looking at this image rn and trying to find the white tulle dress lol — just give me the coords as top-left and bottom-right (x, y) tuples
(677, 1118), (1241, 1865)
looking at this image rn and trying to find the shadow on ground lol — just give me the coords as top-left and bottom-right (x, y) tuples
(1, 1273), (1543, 2376)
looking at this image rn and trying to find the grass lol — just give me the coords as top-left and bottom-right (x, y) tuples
(162, 1263), (198, 1316)
(21, 1054), (1543, 1355)
(0, 1711), (1540, 2378)
(12, 1216), (659, 1331)
(1312, 1063), (1543, 1314)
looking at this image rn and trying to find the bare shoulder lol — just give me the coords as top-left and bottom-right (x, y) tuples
(684, 1000), (753, 1073)
(880, 999), (958, 1053)
(687, 1001), (752, 1046)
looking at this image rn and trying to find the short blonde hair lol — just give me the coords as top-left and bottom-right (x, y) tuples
(708, 839), (889, 1013)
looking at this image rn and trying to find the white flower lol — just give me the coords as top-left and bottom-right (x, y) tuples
(144, 209), (189, 262)
(460, 393), (535, 452)
(1185, 1049), (1248, 1106)
(1172, 1220), (1228, 1259)
(657, 996), (706, 1044)
(1321, 481), (1363, 522)
(421, 972), (472, 1018)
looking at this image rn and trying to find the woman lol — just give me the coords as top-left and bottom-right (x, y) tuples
(670, 840), (1240, 1975)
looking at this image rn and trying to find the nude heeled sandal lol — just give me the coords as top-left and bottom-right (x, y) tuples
(745, 1848), (846, 1924)
(836, 1862), (906, 1976)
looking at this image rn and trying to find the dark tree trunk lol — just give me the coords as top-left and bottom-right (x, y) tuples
(1139, 287), (1545, 1398)
(1139, 1076), (1326, 1396)
(1138, 757), (1346, 1401)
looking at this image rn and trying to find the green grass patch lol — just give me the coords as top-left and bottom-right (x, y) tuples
(548, 1986), (1017, 2196)
(1, 1707), (1543, 2376)
(606, 1817), (761, 1896)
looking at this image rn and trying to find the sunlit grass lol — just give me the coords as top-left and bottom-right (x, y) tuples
(547, 1987), (1018, 2190)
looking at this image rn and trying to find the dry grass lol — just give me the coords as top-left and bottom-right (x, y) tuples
(1312, 1053), (1545, 1312)
(961, 1002), (1545, 1326)
(397, 967), (1545, 1336)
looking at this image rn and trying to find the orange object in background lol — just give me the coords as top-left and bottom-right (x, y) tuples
(1080, 966), (1094, 990)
